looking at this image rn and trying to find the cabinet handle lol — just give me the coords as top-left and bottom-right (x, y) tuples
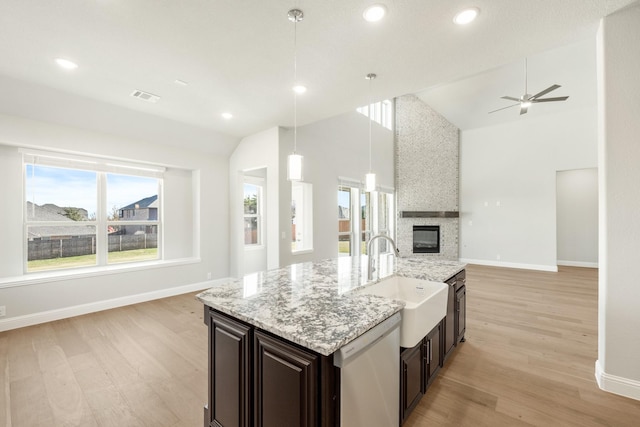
(429, 340), (433, 362)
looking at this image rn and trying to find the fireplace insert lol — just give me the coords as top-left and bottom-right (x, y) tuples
(413, 225), (440, 253)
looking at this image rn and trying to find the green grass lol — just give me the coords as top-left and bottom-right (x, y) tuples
(28, 248), (158, 272)
(338, 241), (369, 255)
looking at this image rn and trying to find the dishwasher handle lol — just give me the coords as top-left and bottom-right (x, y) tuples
(334, 312), (401, 367)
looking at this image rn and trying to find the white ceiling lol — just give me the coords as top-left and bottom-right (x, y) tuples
(417, 38), (598, 130)
(0, 0), (635, 147)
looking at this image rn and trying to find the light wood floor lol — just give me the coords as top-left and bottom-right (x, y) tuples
(0, 293), (209, 427)
(405, 264), (640, 427)
(1, 265), (640, 426)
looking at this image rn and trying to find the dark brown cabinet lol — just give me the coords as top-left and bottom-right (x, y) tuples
(400, 341), (423, 424)
(456, 285), (466, 344)
(204, 308), (337, 427)
(206, 309), (252, 427)
(254, 331), (318, 427)
(424, 321), (441, 387)
(400, 269), (466, 425)
(444, 270), (466, 360)
(400, 321), (443, 424)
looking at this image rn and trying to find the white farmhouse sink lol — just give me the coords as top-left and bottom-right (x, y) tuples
(357, 276), (448, 348)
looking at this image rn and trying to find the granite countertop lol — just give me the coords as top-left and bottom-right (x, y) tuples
(196, 256), (466, 356)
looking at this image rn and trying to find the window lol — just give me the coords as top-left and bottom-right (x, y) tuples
(338, 185), (353, 256)
(24, 151), (163, 273)
(243, 182), (262, 246)
(338, 181), (395, 257)
(356, 100), (393, 131)
(292, 181), (313, 253)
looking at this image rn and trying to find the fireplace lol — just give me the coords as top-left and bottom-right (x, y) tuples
(413, 225), (440, 253)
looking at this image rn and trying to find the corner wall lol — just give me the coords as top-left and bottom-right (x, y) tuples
(228, 127), (280, 277)
(395, 95), (459, 260)
(596, 2), (640, 400)
(278, 110), (395, 266)
(459, 106), (598, 271)
(0, 112), (231, 330)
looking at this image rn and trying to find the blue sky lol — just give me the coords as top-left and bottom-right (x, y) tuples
(26, 165), (158, 218)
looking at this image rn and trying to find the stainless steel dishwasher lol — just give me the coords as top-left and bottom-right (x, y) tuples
(334, 312), (401, 427)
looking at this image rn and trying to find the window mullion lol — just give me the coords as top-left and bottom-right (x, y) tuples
(97, 172), (107, 266)
(351, 187), (360, 257)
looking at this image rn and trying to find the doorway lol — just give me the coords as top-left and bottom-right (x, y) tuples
(556, 168), (598, 268)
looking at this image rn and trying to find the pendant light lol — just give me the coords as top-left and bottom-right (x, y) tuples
(287, 9), (304, 181)
(365, 73), (377, 192)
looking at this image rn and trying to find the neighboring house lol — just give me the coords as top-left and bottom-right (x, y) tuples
(338, 205), (349, 220)
(117, 195), (158, 236)
(26, 202), (93, 239)
(118, 195), (158, 221)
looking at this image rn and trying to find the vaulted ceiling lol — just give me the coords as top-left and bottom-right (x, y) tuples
(0, 0), (635, 147)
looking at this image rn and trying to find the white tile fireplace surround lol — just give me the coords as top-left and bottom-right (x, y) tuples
(397, 217), (459, 260)
(395, 95), (460, 261)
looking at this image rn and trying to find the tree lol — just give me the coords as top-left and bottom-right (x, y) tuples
(62, 207), (85, 221)
(108, 205), (120, 221)
(244, 195), (257, 214)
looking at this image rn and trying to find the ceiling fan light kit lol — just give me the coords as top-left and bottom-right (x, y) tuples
(490, 58), (569, 115)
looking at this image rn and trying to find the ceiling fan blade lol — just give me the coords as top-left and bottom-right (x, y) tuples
(531, 96), (569, 103)
(489, 103), (520, 114)
(530, 84), (561, 100)
(520, 104), (529, 115)
(501, 96), (520, 102)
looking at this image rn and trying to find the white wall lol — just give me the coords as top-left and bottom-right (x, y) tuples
(556, 168), (598, 267)
(228, 127), (280, 277)
(0, 111), (232, 329)
(279, 111), (394, 266)
(460, 106), (598, 271)
(596, 2), (640, 400)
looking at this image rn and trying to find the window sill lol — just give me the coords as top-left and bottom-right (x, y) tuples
(244, 245), (265, 251)
(292, 249), (314, 255)
(0, 257), (201, 289)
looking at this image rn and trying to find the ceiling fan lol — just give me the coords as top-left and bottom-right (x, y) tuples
(489, 59), (569, 115)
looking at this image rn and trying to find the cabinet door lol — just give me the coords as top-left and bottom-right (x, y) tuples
(207, 310), (252, 427)
(444, 277), (456, 359)
(254, 331), (318, 427)
(400, 342), (424, 424)
(425, 322), (442, 388)
(456, 286), (466, 343)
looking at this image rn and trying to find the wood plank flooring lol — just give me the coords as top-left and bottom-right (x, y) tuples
(1, 265), (640, 426)
(0, 294), (208, 427)
(404, 265), (640, 427)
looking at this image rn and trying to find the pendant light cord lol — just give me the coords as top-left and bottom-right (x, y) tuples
(368, 76), (372, 173)
(293, 15), (298, 154)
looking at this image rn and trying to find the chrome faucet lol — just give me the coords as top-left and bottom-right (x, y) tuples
(367, 234), (399, 281)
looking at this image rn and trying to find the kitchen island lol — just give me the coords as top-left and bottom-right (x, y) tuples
(197, 256), (465, 427)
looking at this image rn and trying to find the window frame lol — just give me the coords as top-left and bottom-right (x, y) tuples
(338, 185), (354, 256)
(291, 181), (313, 254)
(243, 179), (263, 248)
(22, 150), (164, 273)
(338, 180), (395, 258)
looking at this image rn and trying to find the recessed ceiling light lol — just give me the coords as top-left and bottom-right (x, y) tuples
(55, 58), (78, 70)
(363, 4), (387, 22)
(293, 85), (307, 94)
(221, 112), (233, 120)
(453, 7), (480, 25)
(174, 79), (188, 86)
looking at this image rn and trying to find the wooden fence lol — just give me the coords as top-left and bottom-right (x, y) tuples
(28, 234), (158, 261)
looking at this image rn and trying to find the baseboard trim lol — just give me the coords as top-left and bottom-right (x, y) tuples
(459, 258), (558, 272)
(557, 260), (599, 268)
(595, 360), (640, 401)
(0, 277), (231, 332)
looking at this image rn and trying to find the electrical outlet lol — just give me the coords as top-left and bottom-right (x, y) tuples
(207, 272), (212, 280)
(0, 306), (6, 317)
(496, 254), (501, 260)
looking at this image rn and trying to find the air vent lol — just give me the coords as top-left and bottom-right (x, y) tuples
(130, 90), (160, 103)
